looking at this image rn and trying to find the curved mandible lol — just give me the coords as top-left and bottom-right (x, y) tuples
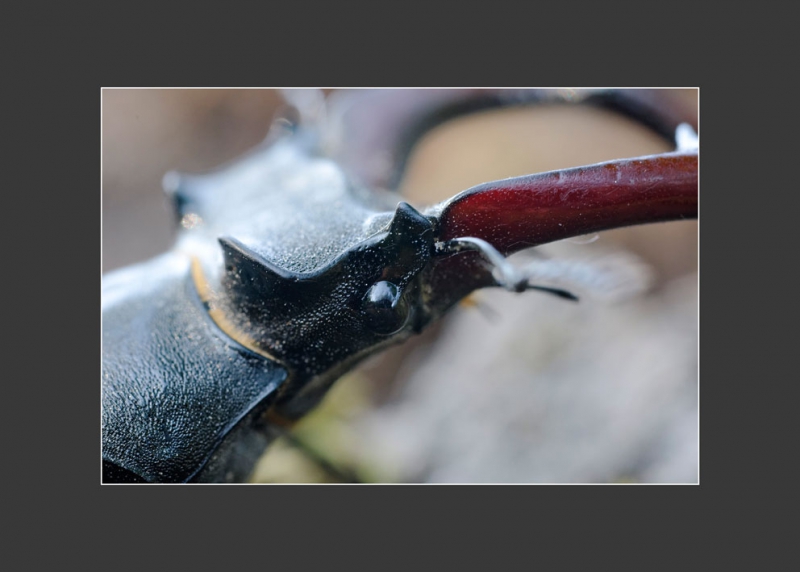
(323, 88), (697, 192)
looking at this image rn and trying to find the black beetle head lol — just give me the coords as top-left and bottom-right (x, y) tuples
(217, 202), (435, 405)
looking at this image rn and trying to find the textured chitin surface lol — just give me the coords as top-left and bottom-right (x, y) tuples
(172, 138), (395, 275)
(102, 253), (287, 482)
(437, 152), (698, 255)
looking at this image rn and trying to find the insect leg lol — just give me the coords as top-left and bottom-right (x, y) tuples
(266, 426), (363, 484)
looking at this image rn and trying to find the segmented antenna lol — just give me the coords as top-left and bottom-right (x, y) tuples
(437, 237), (652, 302)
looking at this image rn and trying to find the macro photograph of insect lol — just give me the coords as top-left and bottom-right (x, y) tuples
(101, 88), (698, 484)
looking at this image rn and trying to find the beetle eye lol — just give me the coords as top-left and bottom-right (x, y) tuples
(361, 281), (409, 336)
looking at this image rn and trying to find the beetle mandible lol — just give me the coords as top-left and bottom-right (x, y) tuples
(102, 89), (698, 483)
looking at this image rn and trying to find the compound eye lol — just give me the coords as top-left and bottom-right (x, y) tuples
(361, 281), (410, 336)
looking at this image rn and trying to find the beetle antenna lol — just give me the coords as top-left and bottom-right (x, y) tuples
(437, 237), (550, 294)
(438, 237), (650, 301)
(527, 286), (580, 301)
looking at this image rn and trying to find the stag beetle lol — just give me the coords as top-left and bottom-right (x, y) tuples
(102, 89), (698, 483)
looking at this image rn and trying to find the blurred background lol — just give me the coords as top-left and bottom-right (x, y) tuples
(102, 88), (698, 483)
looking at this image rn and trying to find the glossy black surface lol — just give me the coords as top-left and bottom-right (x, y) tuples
(102, 254), (287, 482)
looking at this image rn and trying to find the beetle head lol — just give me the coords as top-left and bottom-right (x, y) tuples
(218, 201), (435, 409)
